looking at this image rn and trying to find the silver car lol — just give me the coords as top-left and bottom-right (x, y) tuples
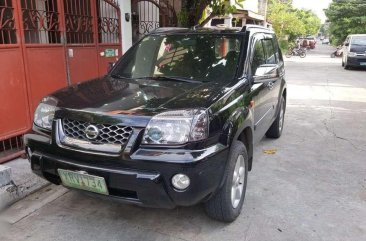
(342, 34), (366, 69)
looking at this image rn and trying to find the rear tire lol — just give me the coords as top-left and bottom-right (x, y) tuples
(204, 141), (248, 222)
(300, 51), (306, 58)
(266, 96), (286, 138)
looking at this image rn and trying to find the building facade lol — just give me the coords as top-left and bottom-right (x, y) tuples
(119, 0), (180, 52)
(207, 0), (269, 28)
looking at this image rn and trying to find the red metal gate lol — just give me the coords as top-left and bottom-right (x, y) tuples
(131, 0), (177, 43)
(0, 0), (121, 163)
(0, 0), (30, 162)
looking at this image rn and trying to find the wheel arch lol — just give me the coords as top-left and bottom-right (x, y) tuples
(229, 108), (254, 171)
(236, 127), (253, 171)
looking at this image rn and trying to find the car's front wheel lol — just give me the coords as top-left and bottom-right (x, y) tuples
(344, 57), (350, 69)
(204, 141), (248, 222)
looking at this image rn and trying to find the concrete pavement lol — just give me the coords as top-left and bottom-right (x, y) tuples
(0, 158), (48, 211)
(1, 44), (365, 241)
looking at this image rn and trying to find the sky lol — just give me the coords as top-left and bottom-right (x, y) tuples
(292, 0), (333, 23)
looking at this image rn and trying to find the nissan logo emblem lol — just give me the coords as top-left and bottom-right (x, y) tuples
(84, 125), (99, 140)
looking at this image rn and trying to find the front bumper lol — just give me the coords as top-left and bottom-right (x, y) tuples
(347, 55), (366, 67)
(25, 133), (229, 209)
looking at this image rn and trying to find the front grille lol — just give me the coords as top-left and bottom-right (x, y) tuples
(62, 119), (133, 146)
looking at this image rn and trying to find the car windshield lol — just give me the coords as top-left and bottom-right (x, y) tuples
(111, 34), (242, 82)
(351, 36), (366, 46)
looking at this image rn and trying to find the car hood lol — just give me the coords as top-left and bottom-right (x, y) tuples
(50, 76), (227, 116)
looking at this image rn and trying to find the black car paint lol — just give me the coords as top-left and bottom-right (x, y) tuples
(25, 27), (287, 208)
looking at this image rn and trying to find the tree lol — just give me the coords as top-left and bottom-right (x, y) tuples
(179, 0), (244, 27)
(267, 0), (321, 48)
(319, 23), (330, 37)
(325, 0), (366, 45)
(267, 0), (305, 41)
(295, 9), (321, 37)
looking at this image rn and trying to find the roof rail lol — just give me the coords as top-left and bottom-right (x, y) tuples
(241, 24), (270, 32)
(151, 27), (189, 33)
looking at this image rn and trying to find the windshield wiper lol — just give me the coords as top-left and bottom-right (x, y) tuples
(135, 76), (203, 83)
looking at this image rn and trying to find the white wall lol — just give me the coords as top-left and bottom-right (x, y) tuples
(232, 0), (259, 13)
(119, 0), (133, 53)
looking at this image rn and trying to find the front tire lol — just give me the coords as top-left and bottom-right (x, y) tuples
(300, 51), (306, 58)
(344, 57), (350, 70)
(266, 96), (286, 138)
(204, 141), (248, 222)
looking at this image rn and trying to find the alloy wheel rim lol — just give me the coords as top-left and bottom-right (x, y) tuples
(231, 155), (245, 209)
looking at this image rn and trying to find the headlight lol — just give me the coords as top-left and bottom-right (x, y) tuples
(34, 97), (57, 130)
(142, 109), (208, 145)
(348, 52), (357, 57)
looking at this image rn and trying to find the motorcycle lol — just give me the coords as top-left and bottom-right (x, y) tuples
(331, 46), (343, 58)
(285, 47), (306, 58)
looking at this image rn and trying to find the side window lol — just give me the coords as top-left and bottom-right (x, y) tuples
(251, 40), (266, 75)
(272, 36), (283, 64)
(263, 39), (277, 64)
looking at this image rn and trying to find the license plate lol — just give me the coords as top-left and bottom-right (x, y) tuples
(360, 62), (366, 66)
(58, 169), (109, 195)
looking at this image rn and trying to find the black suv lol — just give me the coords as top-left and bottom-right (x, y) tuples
(25, 25), (286, 222)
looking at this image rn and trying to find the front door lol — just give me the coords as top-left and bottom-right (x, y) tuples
(262, 35), (282, 114)
(250, 35), (276, 143)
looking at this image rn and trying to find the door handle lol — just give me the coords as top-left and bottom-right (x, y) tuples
(267, 81), (274, 90)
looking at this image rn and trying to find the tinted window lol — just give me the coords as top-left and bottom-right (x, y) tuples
(252, 40), (266, 75)
(272, 36), (283, 64)
(112, 34), (242, 82)
(351, 36), (366, 46)
(263, 39), (276, 64)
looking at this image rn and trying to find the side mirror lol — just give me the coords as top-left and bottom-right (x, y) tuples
(253, 64), (278, 83)
(344, 42), (349, 47)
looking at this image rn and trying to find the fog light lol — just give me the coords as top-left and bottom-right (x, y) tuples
(172, 174), (190, 190)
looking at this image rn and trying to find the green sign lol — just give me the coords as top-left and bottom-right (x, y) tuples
(105, 48), (116, 57)
(58, 169), (109, 195)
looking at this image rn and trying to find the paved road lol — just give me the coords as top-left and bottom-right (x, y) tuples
(1, 44), (366, 241)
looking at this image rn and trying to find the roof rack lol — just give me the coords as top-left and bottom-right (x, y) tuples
(241, 24), (270, 32)
(151, 27), (189, 33)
